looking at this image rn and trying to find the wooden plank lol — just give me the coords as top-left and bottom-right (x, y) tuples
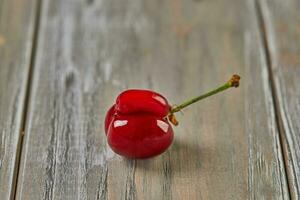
(0, 0), (38, 199)
(16, 0), (289, 199)
(258, 0), (300, 198)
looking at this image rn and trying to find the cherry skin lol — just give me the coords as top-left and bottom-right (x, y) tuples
(105, 90), (174, 159)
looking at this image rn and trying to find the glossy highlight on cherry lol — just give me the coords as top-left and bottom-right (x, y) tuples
(104, 74), (241, 159)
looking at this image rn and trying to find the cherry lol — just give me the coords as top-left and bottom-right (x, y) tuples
(105, 90), (173, 158)
(105, 75), (240, 159)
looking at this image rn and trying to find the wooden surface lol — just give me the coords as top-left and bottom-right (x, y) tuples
(259, 0), (300, 199)
(0, 0), (37, 199)
(0, 0), (299, 199)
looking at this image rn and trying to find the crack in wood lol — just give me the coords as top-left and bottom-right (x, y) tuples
(254, 0), (292, 199)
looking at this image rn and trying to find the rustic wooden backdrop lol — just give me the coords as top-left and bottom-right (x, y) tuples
(0, 0), (299, 199)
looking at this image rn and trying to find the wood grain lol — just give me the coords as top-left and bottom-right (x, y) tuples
(258, 0), (300, 199)
(0, 0), (38, 199)
(16, 0), (289, 199)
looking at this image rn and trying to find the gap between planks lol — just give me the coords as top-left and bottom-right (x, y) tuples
(254, 0), (292, 199)
(11, 0), (43, 199)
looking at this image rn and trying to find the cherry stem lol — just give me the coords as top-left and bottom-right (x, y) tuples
(169, 74), (241, 114)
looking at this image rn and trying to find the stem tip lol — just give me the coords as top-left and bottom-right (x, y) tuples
(228, 74), (241, 88)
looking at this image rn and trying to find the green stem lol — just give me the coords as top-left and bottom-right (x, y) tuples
(170, 74), (240, 114)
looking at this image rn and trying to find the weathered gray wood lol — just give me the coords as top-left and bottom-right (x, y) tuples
(0, 0), (38, 199)
(16, 0), (289, 199)
(258, 0), (300, 198)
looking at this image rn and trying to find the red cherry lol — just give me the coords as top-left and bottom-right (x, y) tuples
(104, 75), (240, 159)
(105, 90), (174, 158)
